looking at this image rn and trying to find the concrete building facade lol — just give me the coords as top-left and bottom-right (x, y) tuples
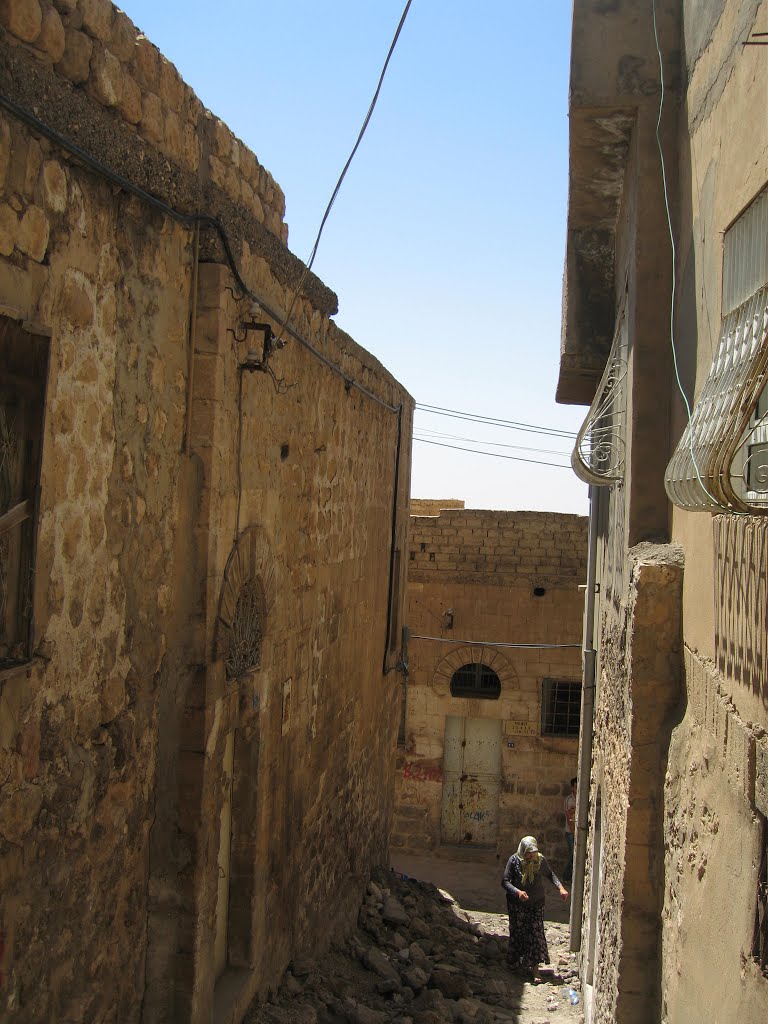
(393, 502), (587, 872)
(0, 3), (412, 1021)
(561, 2), (768, 1022)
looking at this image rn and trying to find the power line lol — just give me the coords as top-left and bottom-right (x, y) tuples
(416, 427), (571, 458)
(415, 403), (577, 438)
(0, 90), (400, 415)
(274, 0), (413, 349)
(410, 635), (582, 649)
(413, 436), (573, 469)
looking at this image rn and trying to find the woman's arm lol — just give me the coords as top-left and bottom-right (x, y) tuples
(501, 856), (524, 899)
(542, 856), (569, 901)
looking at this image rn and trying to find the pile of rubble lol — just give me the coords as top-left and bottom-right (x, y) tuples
(245, 867), (583, 1024)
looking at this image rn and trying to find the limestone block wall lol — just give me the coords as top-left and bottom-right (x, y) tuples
(0, 4), (413, 1021)
(1, 0), (286, 240)
(394, 508), (587, 867)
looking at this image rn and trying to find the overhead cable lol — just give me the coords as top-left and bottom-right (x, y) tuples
(416, 427), (571, 458)
(410, 635), (582, 649)
(413, 436), (572, 469)
(416, 403), (577, 438)
(274, 0), (413, 350)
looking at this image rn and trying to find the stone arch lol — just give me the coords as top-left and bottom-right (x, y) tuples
(214, 526), (276, 679)
(431, 645), (518, 697)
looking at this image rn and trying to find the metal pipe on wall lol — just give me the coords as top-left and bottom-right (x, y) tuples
(570, 483), (598, 952)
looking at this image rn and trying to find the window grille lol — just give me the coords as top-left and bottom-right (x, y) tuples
(665, 186), (768, 513)
(571, 313), (628, 486)
(449, 662), (501, 700)
(541, 679), (581, 736)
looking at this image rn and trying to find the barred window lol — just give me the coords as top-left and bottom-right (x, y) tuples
(541, 679), (581, 737)
(665, 185), (768, 513)
(450, 662), (501, 700)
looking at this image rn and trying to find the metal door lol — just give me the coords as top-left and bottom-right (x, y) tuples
(441, 716), (501, 845)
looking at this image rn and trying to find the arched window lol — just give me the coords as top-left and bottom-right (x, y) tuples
(450, 662), (501, 700)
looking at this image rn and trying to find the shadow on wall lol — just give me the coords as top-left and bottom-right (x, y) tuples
(714, 515), (768, 707)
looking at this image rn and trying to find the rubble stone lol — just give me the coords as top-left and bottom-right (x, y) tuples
(1, 0), (42, 42)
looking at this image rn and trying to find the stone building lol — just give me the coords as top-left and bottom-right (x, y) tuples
(560, 1), (768, 1022)
(0, 3), (412, 1021)
(393, 501), (587, 869)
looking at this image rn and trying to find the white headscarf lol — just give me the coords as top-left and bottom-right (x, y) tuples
(516, 835), (543, 884)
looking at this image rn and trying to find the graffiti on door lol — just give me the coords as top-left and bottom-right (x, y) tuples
(440, 716), (501, 845)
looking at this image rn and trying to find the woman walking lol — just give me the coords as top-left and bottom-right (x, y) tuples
(501, 835), (568, 981)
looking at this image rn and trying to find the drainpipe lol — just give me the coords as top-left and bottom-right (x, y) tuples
(382, 404), (404, 675)
(570, 483), (598, 952)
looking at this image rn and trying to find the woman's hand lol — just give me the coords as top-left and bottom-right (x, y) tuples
(518, 890), (529, 902)
(559, 886), (569, 902)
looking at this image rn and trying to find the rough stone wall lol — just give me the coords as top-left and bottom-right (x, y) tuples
(394, 509), (587, 866)
(662, 646), (766, 1024)
(583, 544), (684, 1024)
(0, 4), (413, 1021)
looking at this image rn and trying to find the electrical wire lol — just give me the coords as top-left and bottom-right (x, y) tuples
(0, 89), (400, 415)
(413, 436), (572, 469)
(416, 403), (577, 438)
(415, 427), (572, 458)
(273, 0), (413, 351)
(652, 0), (718, 505)
(410, 635), (582, 649)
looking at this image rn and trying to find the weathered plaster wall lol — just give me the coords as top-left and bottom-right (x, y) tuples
(393, 509), (587, 866)
(662, 646), (766, 1024)
(658, 2), (768, 1019)
(0, 3), (413, 1021)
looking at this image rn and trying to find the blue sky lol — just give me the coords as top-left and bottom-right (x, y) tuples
(120, 1), (588, 515)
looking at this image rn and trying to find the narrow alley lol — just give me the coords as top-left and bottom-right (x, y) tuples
(244, 856), (583, 1024)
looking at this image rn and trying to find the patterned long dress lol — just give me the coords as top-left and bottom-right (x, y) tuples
(501, 853), (560, 970)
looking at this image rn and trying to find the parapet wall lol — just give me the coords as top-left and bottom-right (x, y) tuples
(409, 509), (587, 584)
(409, 498), (465, 516)
(0, 0), (338, 315)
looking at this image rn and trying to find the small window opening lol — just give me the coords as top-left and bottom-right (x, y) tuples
(397, 678), (407, 747)
(450, 662), (501, 700)
(0, 319), (48, 667)
(533, 586), (546, 597)
(541, 679), (581, 736)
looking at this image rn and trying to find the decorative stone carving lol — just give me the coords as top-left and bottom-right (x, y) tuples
(215, 526), (275, 680)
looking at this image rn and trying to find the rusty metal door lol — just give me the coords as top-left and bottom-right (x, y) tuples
(441, 716), (501, 846)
